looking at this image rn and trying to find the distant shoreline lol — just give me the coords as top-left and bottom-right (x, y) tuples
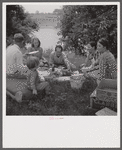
(39, 26), (60, 29)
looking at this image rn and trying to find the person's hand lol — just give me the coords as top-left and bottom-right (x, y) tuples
(80, 64), (85, 68)
(67, 67), (71, 72)
(33, 89), (37, 95)
(81, 67), (86, 73)
(40, 76), (45, 82)
(83, 72), (89, 78)
(22, 69), (30, 77)
(66, 65), (71, 72)
(39, 62), (44, 67)
(51, 64), (55, 68)
(71, 64), (76, 69)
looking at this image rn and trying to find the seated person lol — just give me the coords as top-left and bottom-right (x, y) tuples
(80, 41), (100, 73)
(27, 37), (48, 67)
(6, 33), (29, 78)
(26, 56), (51, 95)
(96, 38), (117, 81)
(49, 45), (76, 71)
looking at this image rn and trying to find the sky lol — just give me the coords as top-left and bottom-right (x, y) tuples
(22, 4), (63, 13)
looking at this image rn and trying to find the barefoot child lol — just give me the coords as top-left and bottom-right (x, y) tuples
(26, 56), (51, 95)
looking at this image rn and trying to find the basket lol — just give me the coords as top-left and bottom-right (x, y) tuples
(70, 74), (85, 89)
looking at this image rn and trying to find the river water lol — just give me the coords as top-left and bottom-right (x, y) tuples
(31, 27), (61, 50)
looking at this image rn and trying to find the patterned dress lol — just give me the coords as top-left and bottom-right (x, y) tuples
(99, 50), (117, 81)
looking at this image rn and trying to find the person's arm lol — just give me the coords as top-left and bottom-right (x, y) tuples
(84, 57), (89, 66)
(80, 53), (91, 68)
(30, 71), (37, 94)
(32, 47), (43, 59)
(92, 59), (99, 66)
(62, 53), (70, 70)
(38, 47), (43, 59)
(14, 51), (29, 75)
(38, 48), (47, 62)
(27, 47), (33, 53)
(80, 54), (94, 72)
(99, 57), (106, 81)
(49, 52), (55, 67)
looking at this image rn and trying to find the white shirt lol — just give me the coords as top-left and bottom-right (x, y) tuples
(6, 44), (28, 74)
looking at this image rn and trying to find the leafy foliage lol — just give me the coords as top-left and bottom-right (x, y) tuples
(60, 5), (117, 57)
(6, 5), (39, 46)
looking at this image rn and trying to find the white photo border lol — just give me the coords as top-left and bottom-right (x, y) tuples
(3, 2), (120, 148)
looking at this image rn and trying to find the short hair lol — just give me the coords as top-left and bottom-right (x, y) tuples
(26, 56), (39, 69)
(98, 38), (109, 49)
(55, 45), (63, 52)
(31, 38), (41, 48)
(89, 41), (97, 50)
(14, 33), (24, 42)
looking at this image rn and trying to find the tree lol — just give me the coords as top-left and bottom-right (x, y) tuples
(53, 9), (63, 15)
(60, 5), (117, 57)
(6, 5), (39, 46)
(53, 9), (63, 29)
(36, 10), (39, 14)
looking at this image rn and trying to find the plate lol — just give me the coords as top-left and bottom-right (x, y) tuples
(38, 70), (50, 77)
(28, 51), (39, 55)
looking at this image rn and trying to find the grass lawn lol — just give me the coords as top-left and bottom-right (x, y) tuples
(6, 53), (99, 115)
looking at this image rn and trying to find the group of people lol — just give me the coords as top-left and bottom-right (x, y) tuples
(6, 33), (117, 99)
(81, 39), (117, 82)
(6, 33), (76, 97)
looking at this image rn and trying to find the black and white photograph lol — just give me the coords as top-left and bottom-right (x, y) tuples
(3, 1), (120, 148)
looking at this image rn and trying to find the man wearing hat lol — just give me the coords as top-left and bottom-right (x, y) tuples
(6, 33), (29, 77)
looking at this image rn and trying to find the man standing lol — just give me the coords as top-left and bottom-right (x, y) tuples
(6, 33), (28, 77)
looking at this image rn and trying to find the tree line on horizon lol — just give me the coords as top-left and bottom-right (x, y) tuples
(6, 5), (117, 58)
(6, 5), (63, 46)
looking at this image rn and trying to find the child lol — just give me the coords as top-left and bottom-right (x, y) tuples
(26, 56), (51, 95)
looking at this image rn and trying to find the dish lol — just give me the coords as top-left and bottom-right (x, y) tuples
(28, 51), (39, 55)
